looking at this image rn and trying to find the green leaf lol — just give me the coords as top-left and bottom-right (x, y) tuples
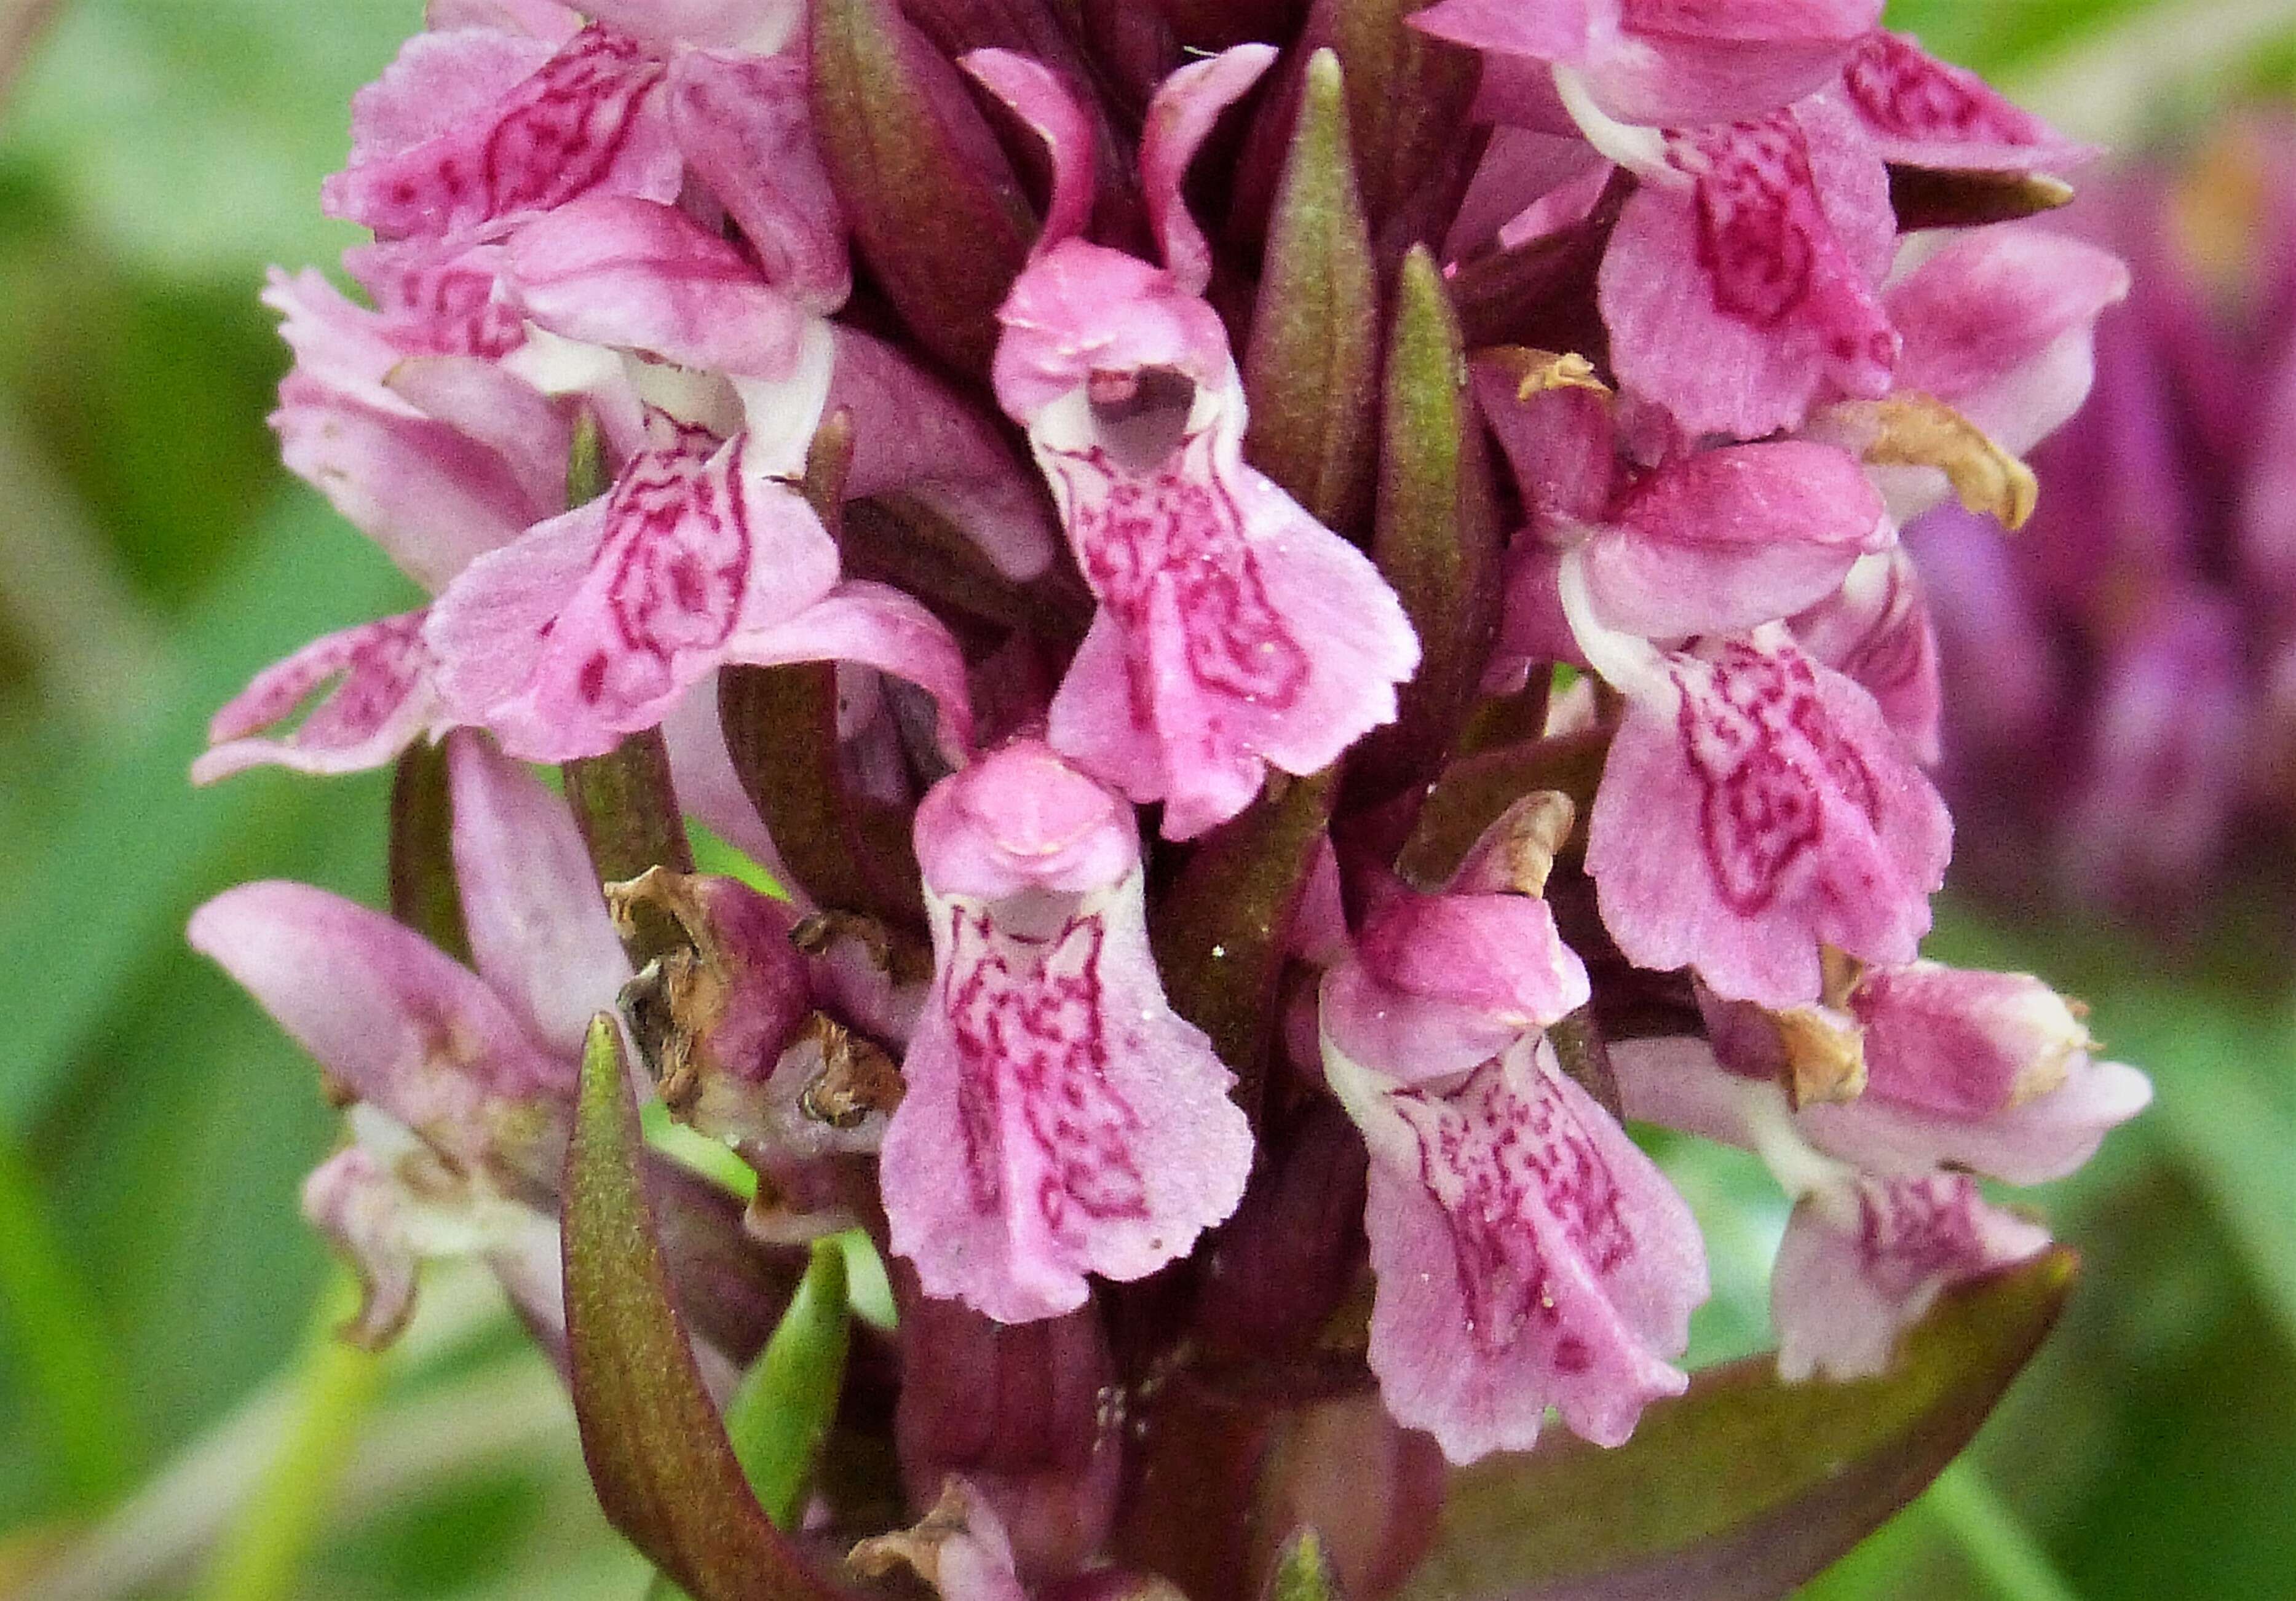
(1395, 1249), (2078, 1601)
(808, 0), (1032, 376)
(562, 1016), (844, 1601)
(723, 1239), (852, 1531)
(1244, 49), (1379, 536)
(1353, 245), (1499, 804)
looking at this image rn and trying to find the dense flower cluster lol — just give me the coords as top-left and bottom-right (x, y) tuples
(192, 0), (2152, 1593)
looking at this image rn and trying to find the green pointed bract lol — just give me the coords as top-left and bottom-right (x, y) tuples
(1322, 0), (1480, 252)
(1353, 245), (1499, 806)
(723, 1238), (853, 1532)
(1244, 49), (1379, 537)
(386, 735), (469, 963)
(1394, 1249), (2079, 1601)
(1269, 1528), (1346, 1601)
(1152, 768), (1339, 1126)
(810, 0), (1034, 376)
(563, 1016), (845, 1601)
(563, 730), (696, 965)
(566, 405), (610, 508)
(1396, 729), (1610, 891)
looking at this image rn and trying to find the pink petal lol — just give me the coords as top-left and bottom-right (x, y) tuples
(1886, 225), (2129, 456)
(385, 355), (573, 520)
(427, 427), (840, 761)
(188, 882), (571, 1161)
(1326, 890), (1593, 1083)
(1138, 43), (1278, 293)
(341, 235), (528, 360)
(1586, 1), (1880, 127)
(884, 753), (1252, 1322)
(507, 195), (809, 378)
(1583, 626), (1950, 1007)
(729, 580), (978, 765)
(325, 25), (682, 242)
(346, 25), (562, 167)
(1791, 547), (1942, 764)
(446, 730), (631, 1057)
(914, 739), (1138, 900)
(194, 611), (443, 784)
(424, 0), (584, 38)
(1040, 413), (1419, 840)
(1799, 1054), (2152, 1187)
(577, 0), (799, 50)
(989, 239), (1235, 425)
(1336, 1035), (1707, 1462)
(1471, 353), (1617, 529)
(1771, 1172), (2049, 1382)
(960, 50), (1098, 260)
(1581, 440), (1890, 639)
(1834, 30), (2096, 175)
(666, 49), (849, 313)
(1601, 96), (1898, 439)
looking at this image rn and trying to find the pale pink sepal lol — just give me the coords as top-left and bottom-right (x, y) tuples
(508, 196), (810, 379)
(1772, 1173), (2050, 1382)
(1791, 547), (1942, 764)
(666, 50), (849, 313)
(385, 355), (574, 523)
(194, 611), (445, 785)
(1329, 1032), (1707, 1463)
(1324, 888), (1591, 1085)
(1601, 96), (1898, 440)
(445, 731), (631, 1058)
(882, 744), (1253, 1322)
(1138, 44), (1278, 293)
(1578, 612), (1950, 1008)
(1798, 1054), (2152, 1188)
(1578, 441), (1890, 639)
(424, 0), (583, 38)
(1416, 0), (1878, 127)
(1833, 30), (2097, 175)
(188, 882), (572, 1164)
(960, 50), (1098, 260)
(323, 25), (682, 241)
(1885, 226), (2131, 467)
(343, 25), (562, 170)
(578, 0), (799, 52)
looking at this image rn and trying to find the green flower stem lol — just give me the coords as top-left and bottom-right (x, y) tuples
(0, 1131), (136, 1508)
(1925, 1460), (2083, 1601)
(188, 1271), (386, 1601)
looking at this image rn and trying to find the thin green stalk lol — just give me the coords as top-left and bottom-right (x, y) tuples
(188, 1272), (387, 1601)
(0, 1131), (137, 1508)
(1925, 1460), (2083, 1601)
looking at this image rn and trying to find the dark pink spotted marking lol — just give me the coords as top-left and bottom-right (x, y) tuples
(237, 611), (432, 749)
(570, 427), (750, 708)
(1840, 32), (2046, 149)
(946, 906), (1150, 1243)
(1051, 439), (1308, 719)
(1665, 113), (1897, 374)
(1855, 1175), (1985, 1296)
(1674, 639), (1882, 917)
(346, 26), (664, 239)
(1391, 1057), (1633, 1361)
(381, 247), (525, 358)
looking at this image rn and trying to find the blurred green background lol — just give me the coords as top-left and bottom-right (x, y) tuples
(1, 2), (2294, 1597)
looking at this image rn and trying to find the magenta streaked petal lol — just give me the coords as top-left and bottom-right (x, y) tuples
(1582, 623), (1950, 1008)
(1601, 97), (1897, 438)
(1833, 30), (2096, 175)
(195, 611), (443, 785)
(345, 25), (562, 168)
(446, 731), (631, 1058)
(1772, 1172), (2050, 1382)
(325, 25), (681, 241)
(1332, 1034), (1707, 1463)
